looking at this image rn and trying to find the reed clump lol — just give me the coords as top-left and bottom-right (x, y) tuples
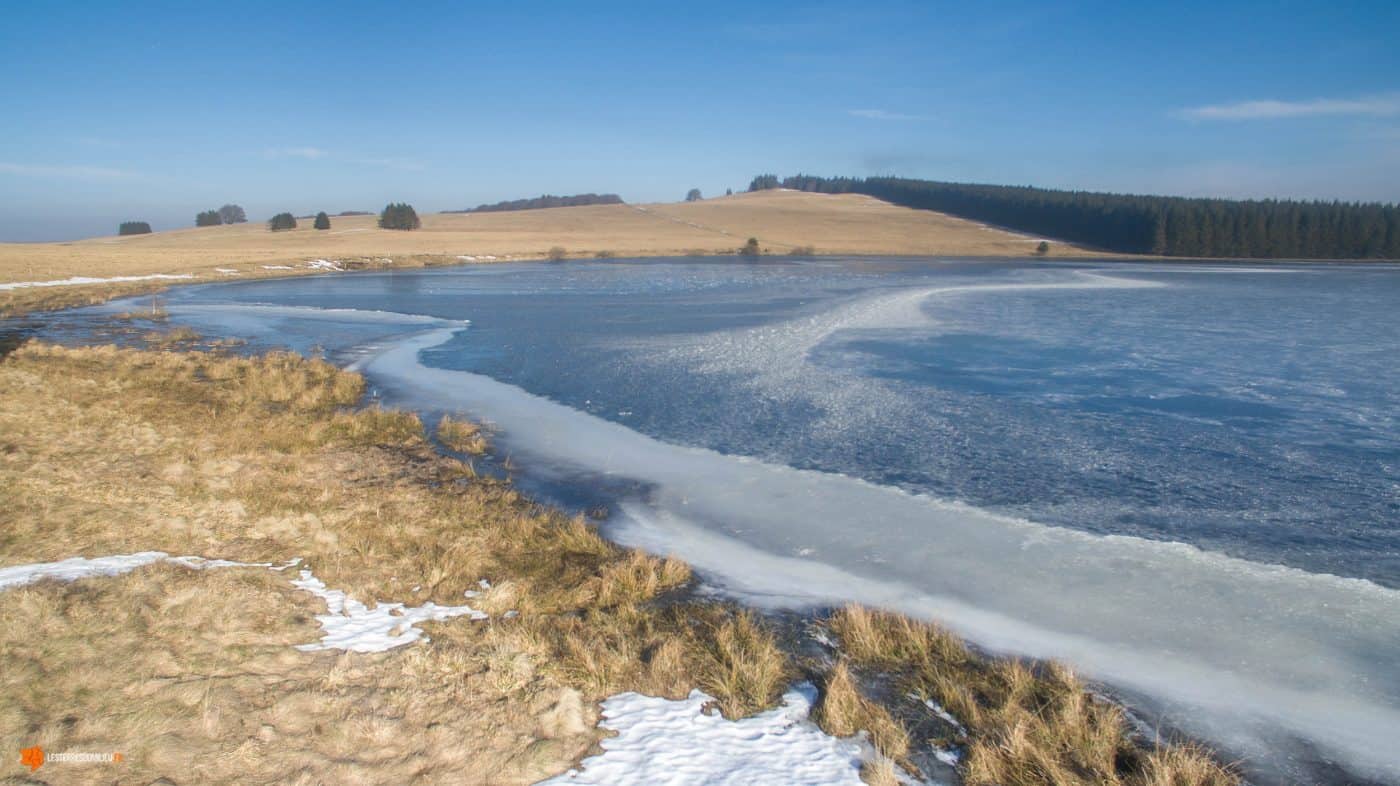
(828, 605), (1239, 786)
(437, 414), (488, 454)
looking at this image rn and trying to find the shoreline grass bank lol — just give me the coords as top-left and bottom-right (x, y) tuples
(0, 337), (1237, 784)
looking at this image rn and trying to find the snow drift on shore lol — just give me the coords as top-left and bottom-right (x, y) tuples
(536, 684), (902, 786)
(0, 552), (294, 590)
(290, 568), (488, 652)
(0, 273), (195, 291)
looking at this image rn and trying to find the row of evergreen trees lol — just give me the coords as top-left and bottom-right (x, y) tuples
(446, 193), (623, 213)
(379, 203), (420, 230)
(263, 203), (418, 231)
(195, 204), (247, 227)
(751, 174), (1400, 259)
(118, 221), (151, 235)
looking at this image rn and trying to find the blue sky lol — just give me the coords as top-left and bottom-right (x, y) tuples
(2, 0), (1398, 240)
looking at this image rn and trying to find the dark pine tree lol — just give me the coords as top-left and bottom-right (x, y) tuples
(747, 175), (781, 192)
(195, 210), (222, 227)
(118, 221), (152, 235)
(379, 202), (421, 231)
(268, 212), (297, 231)
(313, 211), (331, 230)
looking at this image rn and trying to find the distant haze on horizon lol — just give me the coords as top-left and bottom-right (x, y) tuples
(2, 0), (1398, 242)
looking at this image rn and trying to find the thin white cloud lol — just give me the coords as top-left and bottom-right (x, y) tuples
(0, 162), (135, 179)
(1180, 92), (1400, 121)
(265, 146), (330, 159)
(848, 108), (915, 121)
(73, 135), (120, 148)
(349, 156), (426, 171)
(261, 148), (423, 169)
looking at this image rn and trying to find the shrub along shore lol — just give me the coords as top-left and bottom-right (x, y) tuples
(0, 334), (1239, 784)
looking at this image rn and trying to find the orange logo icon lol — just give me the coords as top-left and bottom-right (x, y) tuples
(19, 746), (44, 771)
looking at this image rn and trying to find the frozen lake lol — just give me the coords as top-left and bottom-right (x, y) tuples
(68, 256), (1400, 784)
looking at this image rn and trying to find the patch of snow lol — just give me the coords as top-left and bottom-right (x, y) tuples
(167, 555), (271, 570)
(458, 255), (477, 261)
(0, 552), (272, 591)
(291, 569), (487, 653)
(919, 697), (967, 738)
(215, 268), (241, 275)
(478, 578), (492, 590)
(534, 684), (880, 785)
(305, 259), (343, 271)
(0, 274), (195, 292)
(262, 264), (294, 270)
(933, 747), (961, 767)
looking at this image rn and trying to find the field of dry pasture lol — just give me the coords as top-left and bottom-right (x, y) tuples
(0, 191), (1102, 317)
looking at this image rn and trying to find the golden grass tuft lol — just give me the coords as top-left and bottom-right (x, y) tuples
(437, 413), (488, 454)
(815, 660), (911, 765)
(328, 406), (425, 447)
(859, 756), (902, 786)
(143, 325), (201, 347)
(829, 605), (1238, 786)
(695, 610), (792, 719)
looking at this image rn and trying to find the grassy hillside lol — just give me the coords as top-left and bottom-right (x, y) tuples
(0, 191), (1096, 282)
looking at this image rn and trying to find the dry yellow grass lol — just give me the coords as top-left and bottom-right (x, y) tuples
(0, 342), (787, 784)
(0, 190), (1102, 317)
(815, 661), (911, 766)
(437, 413), (489, 455)
(828, 605), (1240, 786)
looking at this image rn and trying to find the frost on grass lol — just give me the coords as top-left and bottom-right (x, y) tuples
(291, 568), (488, 653)
(0, 552), (286, 591)
(536, 684), (881, 786)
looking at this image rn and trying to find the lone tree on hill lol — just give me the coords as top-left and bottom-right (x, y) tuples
(685, 188), (703, 202)
(218, 204), (247, 224)
(118, 221), (152, 235)
(739, 237), (761, 257)
(195, 210), (222, 227)
(268, 212), (297, 231)
(1035, 240), (1050, 256)
(726, 188), (733, 196)
(379, 202), (421, 231)
(314, 211), (331, 230)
